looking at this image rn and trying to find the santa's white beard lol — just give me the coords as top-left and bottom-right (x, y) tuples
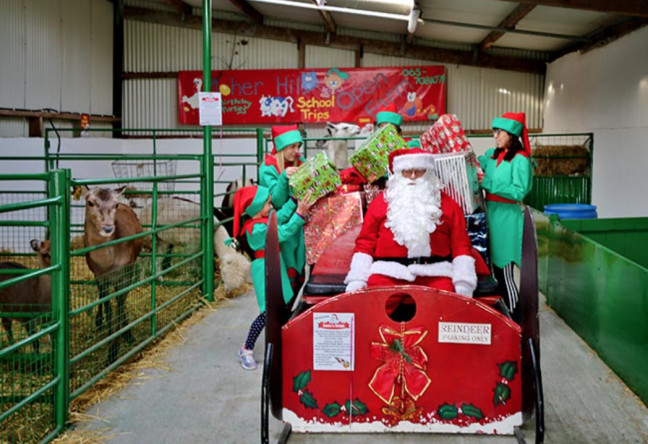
(385, 171), (442, 257)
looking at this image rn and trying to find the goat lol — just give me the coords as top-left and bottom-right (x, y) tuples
(81, 186), (143, 363)
(315, 122), (362, 170)
(139, 197), (251, 294)
(0, 239), (51, 353)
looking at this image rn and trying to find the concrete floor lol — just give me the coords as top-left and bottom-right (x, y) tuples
(69, 289), (648, 444)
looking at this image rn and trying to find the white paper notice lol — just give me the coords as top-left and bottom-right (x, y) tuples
(198, 92), (222, 126)
(313, 313), (354, 371)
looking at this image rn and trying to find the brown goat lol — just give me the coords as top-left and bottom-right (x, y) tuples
(81, 186), (143, 363)
(0, 239), (51, 353)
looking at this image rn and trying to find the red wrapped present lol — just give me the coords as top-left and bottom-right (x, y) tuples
(420, 114), (471, 154)
(304, 192), (363, 264)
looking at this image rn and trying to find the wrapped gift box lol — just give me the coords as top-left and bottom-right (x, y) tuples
(350, 124), (407, 183)
(421, 114), (471, 154)
(289, 152), (342, 202)
(434, 150), (485, 214)
(465, 211), (489, 266)
(304, 191), (363, 264)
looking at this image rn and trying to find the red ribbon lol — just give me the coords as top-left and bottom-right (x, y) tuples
(369, 324), (431, 405)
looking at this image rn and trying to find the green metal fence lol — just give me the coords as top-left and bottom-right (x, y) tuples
(0, 127), (266, 443)
(1, 170), (69, 443)
(525, 133), (593, 211)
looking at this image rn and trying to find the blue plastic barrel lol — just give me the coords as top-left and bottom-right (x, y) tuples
(544, 203), (597, 219)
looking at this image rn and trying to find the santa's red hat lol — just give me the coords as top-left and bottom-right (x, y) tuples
(232, 185), (270, 237)
(376, 104), (403, 127)
(388, 148), (436, 174)
(492, 112), (530, 155)
(271, 124), (303, 154)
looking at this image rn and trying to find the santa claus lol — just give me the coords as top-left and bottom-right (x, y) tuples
(344, 148), (477, 296)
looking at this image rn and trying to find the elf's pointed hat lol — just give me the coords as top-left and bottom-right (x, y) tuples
(271, 124), (303, 154)
(376, 104), (403, 127)
(492, 112), (531, 155)
(388, 148), (435, 174)
(406, 138), (422, 149)
(232, 185), (270, 238)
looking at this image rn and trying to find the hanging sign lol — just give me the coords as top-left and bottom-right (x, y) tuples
(198, 92), (223, 126)
(178, 65), (445, 125)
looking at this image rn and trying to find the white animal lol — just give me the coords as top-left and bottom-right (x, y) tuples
(182, 77), (203, 110)
(139, 197), (251, 294)
(316, 122), (362, 169)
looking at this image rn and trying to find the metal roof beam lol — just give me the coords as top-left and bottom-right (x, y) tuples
(480, 4), (536, 51)
(311, 0), (337, 34)
(159, 0), (191, 16)
(228, 0), (264, 25)
(492, 0), (648, 18)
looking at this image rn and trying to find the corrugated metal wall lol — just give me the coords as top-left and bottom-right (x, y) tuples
(0, 1), (543, 136)
(0, 0), (113, 137)
(123, 19), (544, 132)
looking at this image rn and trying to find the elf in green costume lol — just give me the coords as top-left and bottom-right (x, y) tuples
(478, 112), (534, 322)
(259, 124), (307, 289)
(231, 185), (312, 370)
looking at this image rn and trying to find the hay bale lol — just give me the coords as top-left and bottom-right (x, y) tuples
(531, 144), (590, 176)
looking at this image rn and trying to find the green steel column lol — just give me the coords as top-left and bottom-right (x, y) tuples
(202, 0), (215, 301)
(256, 127), (264, 166)
(51, 169), (71, 428)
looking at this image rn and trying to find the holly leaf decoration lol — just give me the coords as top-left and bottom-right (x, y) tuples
(437, 403), (458, 420)
(300, 390), (319, 409)
(498, 361), (518, 381)
(388, 338), (412, 364)
(345, 398), (369, 416)
(461, 403), (484, 420)
(322, 402), (342, 418)
(494, 382), (511, 406)
(293, 370), (311, 393)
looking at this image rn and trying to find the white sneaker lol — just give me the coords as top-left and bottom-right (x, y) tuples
(238, 348), (257, 370)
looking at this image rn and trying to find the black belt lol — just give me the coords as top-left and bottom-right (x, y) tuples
(374, 255), (452, 265)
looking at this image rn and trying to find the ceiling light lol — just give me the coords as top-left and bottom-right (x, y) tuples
(247, 0), (414, 22)
(407, 8), (420, 34)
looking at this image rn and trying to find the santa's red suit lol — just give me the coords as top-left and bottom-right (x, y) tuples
(344, 191), (477, 296)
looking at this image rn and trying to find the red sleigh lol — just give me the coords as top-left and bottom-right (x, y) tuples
(261, 207), (543, 443)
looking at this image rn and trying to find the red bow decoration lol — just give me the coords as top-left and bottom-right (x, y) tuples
(369, 324), (431, 405)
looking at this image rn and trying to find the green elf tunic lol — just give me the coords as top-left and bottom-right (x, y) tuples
(478, 148), (533, 268)
(258, 155), (306, 275)
(245, 199), (306, 313)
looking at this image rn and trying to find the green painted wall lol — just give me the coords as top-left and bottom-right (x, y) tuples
(534, 211), (648, 406)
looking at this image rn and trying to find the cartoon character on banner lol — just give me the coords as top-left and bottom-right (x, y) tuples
(301, 71), (318, 93)
(182, 77), (203, 111)
(403, 91), (438, 120)
(270, 96), (294, 117)
(321, 68), (349, 98)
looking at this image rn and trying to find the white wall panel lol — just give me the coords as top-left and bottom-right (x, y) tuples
(61, 0), (92, 112)
(25, 0), (62, 110)
(544, 26), (648, 218)
(0, 0), (27, 109)
(123, 78), (177, 129)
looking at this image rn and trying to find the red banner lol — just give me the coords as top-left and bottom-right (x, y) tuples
(178, 66), (445, 125)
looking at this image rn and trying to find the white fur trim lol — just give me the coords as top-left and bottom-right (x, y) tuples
(370, 261), (415, 282)
(452, 255), (477, 294)
(344, 252), (373, 284)
(407, 261), (453, 277)
(345, 280), (367, 292)
(392, 153), (435, 172)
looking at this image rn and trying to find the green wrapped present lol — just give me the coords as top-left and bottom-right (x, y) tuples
(289, 152), (342, 201)
(349, 124), (408, 182)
